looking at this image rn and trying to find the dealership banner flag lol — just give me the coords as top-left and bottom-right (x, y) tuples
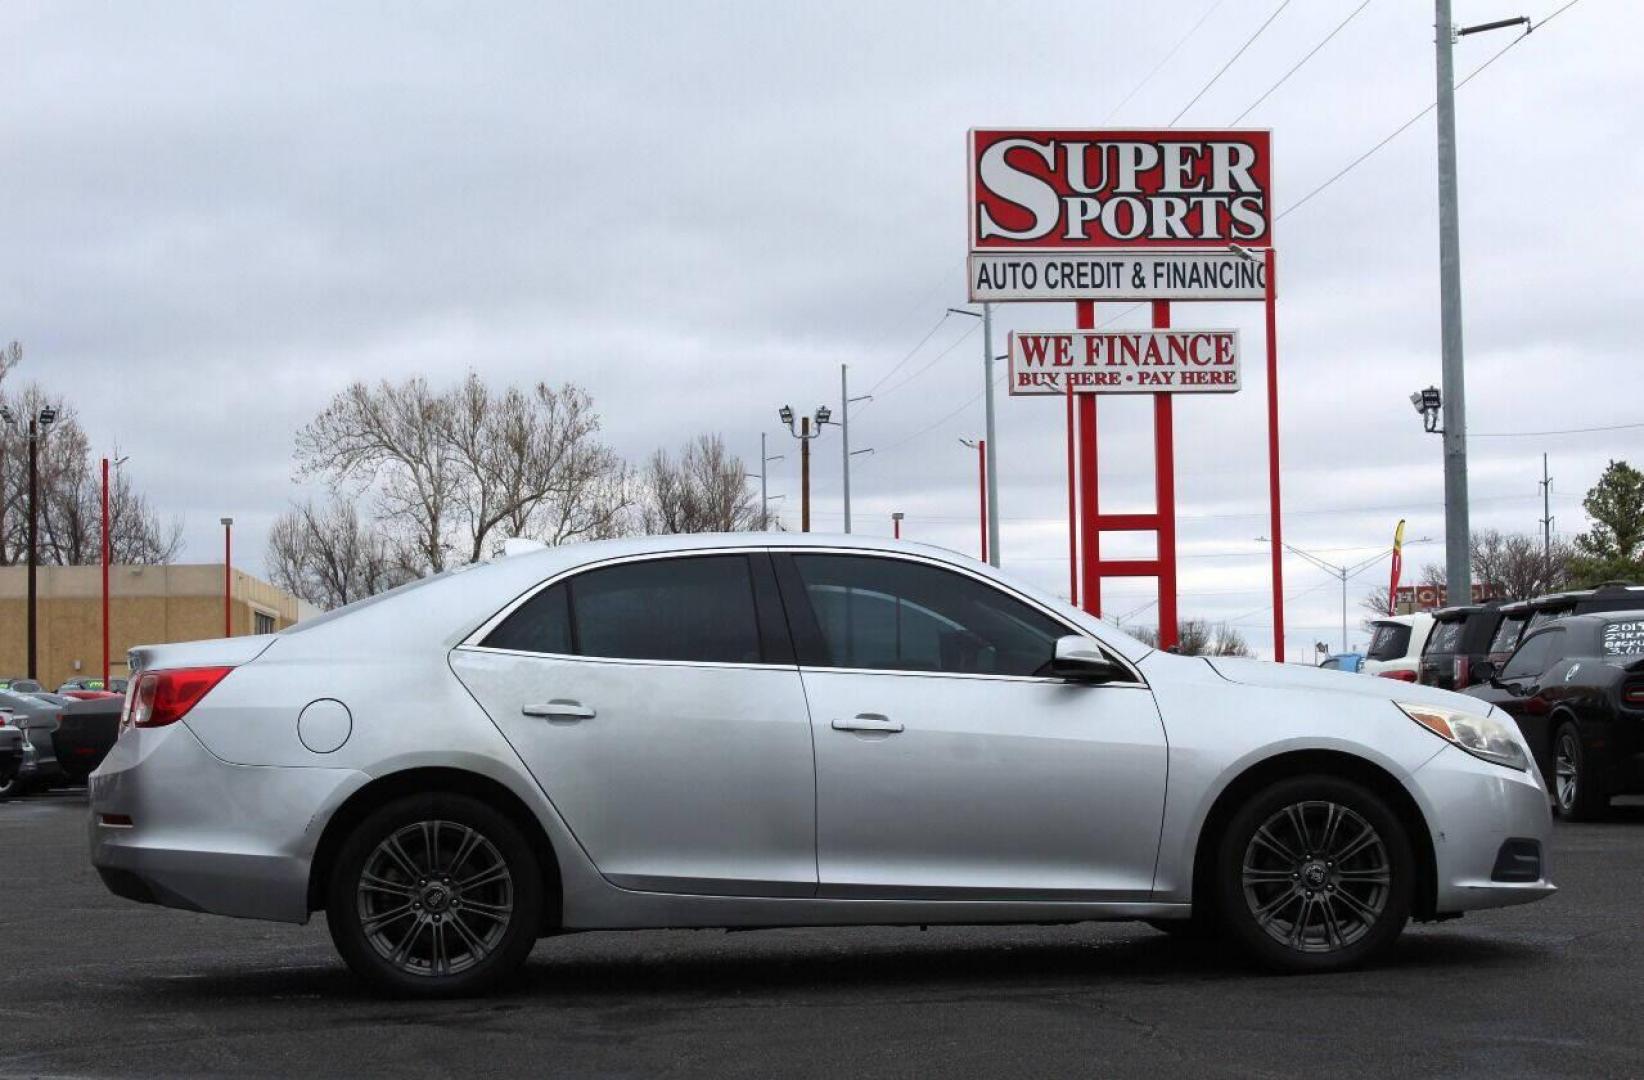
(1388, 520), (1407, 616)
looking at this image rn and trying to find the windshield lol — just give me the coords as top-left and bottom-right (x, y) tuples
(1602, 619), (1644, 657)
(1366, 622), (1411, 662)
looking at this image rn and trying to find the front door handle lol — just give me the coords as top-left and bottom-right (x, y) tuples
(831, 713), (903, 734)
(523, 700), (596, 722)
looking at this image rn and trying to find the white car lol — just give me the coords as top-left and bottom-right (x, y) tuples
(90, 534), (1554, 995)
(1361, 613), (1435, 682)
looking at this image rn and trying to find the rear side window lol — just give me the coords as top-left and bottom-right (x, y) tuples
(1365, 622), (1411, 662)
(1489, 614), (1528, 656)
(1602, 620), (1644, 657)
(570, 555), (763, 664)
(1425, 620), (1464, 655)
(1525, 607), (1570, 634)
(483, 583), (573, 655)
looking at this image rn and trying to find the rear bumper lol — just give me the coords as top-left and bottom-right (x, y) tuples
(1415, 744), (1557, 914)
(89, 722), (366, 924)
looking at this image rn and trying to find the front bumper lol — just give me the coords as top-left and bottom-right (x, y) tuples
(1414, 743), (1557, 914)
(89, 721), (366, 924)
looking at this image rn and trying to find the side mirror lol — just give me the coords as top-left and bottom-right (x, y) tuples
(1472, 659), (1497, 685)
(1051, 635), (1129, 683)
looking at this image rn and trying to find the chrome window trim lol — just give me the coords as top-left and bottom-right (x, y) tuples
(459, 544), (1147, 688)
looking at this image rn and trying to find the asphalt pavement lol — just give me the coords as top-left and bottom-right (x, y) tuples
(2, 788), (1640, 1079)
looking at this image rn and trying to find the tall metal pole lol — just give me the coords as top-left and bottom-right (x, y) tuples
(1340, 568), (1348, 654)
(221, 517), (233, 637)
(981, 303), (1000, 567)
(1540, 453), (1553, 574)
(101, 457), (110, 686)
(800, 417), (811, 533)
(978, 439), (988, 564)
(840, 364), (852, 534)
(1264, 248), (1286, 662)
(760, 433), (769, 530)
(26, 419), (38, 680)
(1435, 0), (1473, 610)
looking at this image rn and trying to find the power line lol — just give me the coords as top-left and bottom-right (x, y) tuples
(867, 320), (980, 405)
(1103, 0), (1231, 122)
(1279, 0), (1584, 221)
(1228, 0), (1374, 125)
(1171, 0), (1293, 125)
(862, 312), (955, 401)
(1470, 420), (1644, 438)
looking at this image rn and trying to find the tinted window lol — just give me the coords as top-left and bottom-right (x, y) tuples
(1489, 613), (1528, 656)
(1525, 607), (1570, 634)
(1425, 620), (1465, 655)
(790, 555), (1067, 677)
(483, 582), (573, 654)
(1602, 619), (1644, 657)
(572, 556), (762, 664)
(1365, 622), (1411, 662)
(1501, 629), (1562, 682)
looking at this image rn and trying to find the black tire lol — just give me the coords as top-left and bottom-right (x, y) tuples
(326, 792), (544, 997)
(1214, 774), (1414, 973)
(0, 775), (32, 800)
(1551, 721), (1608, 822)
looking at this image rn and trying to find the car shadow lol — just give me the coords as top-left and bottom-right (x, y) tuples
(124, 924), (1541, 1007)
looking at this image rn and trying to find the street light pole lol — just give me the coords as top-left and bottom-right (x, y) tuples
(1434, 0), (1472, 613)
(892, 511), (903, 540)
(3, 405), (58, 681)
(102, 456), (110, 686)
(960, 437), (988, 563)
(982, 305), (1000, 568)
(778, 404), (830, 534)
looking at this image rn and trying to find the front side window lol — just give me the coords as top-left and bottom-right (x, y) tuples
(1501, 629), (1562, 682)
(1365, 622), (1411, 662)
(789, 554), (1068, 677)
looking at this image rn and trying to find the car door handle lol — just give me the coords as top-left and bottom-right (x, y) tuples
(832, 714), (903, 734)
(522, 700), (596, 722)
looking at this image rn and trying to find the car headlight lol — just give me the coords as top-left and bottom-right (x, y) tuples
(1398, 702), (1528, 771)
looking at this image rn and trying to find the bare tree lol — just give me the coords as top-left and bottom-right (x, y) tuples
(639, 434), (759, 534)
(295, 374), (630, 574)
(1470, 528), (1571, 599)
(266, 498), (407, 610)
(1129, 619), (1251, 656)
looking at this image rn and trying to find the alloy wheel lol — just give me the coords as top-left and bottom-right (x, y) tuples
(356, 820), (515, 978)
(1554, 732), (1579, 812)
(1241, 800), (1391, 954)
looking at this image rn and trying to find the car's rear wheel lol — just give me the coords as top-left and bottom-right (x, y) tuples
(1552, 721), (1607, 821)
(1215, 775), (1413, 973)
(326, 792), (543, 997)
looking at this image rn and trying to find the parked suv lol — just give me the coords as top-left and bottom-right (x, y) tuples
(1361, 613), (1433, 682)
(1419, 602), (1507, 691)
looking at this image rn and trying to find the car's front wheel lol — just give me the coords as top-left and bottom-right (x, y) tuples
(326, 792), (544, 997)
(1214, 775), (1413, 973)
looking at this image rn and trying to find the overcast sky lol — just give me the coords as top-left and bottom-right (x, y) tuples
(5, 0), (1637, 658)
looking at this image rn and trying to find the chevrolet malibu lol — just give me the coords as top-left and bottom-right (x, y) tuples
(91, 534), (1554, 995)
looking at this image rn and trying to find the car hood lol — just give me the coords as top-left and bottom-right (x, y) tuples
(1203, 656), (1486, 710)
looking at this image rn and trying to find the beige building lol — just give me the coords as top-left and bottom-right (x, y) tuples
(0, 564), (320, 689)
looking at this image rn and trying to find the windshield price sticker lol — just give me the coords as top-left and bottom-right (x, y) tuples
(1602, 620), (1644, 656)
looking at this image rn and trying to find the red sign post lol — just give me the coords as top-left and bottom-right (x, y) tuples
(970, 128), (1282, 658)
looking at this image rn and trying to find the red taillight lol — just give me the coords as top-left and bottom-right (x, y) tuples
(125, 667), (234, 729)
(1624, 681), (1644, 706)
(1453, 656), (1472, 688)
(1379, 669), (1419, 682)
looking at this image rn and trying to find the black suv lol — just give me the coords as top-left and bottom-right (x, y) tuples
(1467, 612), (1644, 819)
(1419, 601), (1507, 691)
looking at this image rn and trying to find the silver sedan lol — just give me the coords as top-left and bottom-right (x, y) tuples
(90, 534), (1554, 995)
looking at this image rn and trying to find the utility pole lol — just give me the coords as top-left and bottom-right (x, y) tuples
(760, 433), (769, 530)
(982, 304), (1000, 568)
(837, 365), (872, 533)
(892, 511), (903, 539)
(949, 305), (1001, 568)
(1434, 0), (1472, 612)
(960, 437), (988, 563)
(221, 517), (234, 637)
(1539, 452), (1554, 576)
(3, 405), (58, 680)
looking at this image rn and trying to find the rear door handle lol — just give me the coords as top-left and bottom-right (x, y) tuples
(831, 713), (903, 734)
(523, 700), (596, 722)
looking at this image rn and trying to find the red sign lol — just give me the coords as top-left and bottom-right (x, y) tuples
(1008, 330), (1240, 395)
(1395, 583), (1504, 612)
(969, 129), (1273, 251)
